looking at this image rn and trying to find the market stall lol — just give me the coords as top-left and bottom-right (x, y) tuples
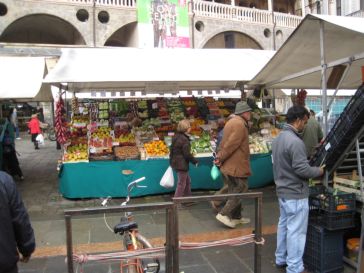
(247, 14), (364, 273)
(43, 47), (277, 198)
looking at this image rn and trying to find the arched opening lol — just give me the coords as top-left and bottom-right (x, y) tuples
(0, 14), (86, 45)
(104, 22), (138, 47)
(203, 31), (262, 49)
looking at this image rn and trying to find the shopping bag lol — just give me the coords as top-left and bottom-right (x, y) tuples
(210, 165), (221, 181)
(160, 166), (174, 188)
(36, 134), (45, 145)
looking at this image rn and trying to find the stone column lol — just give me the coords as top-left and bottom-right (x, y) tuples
(268, 0), (273, 11)
(301, 0), (306, 16)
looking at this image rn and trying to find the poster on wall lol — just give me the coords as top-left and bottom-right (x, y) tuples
(137, 0), (190, 48)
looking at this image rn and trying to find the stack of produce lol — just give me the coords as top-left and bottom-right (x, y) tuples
(63, 143), (88, 162)
(190, 118), (205, 136)
(137, 100), (149, 119)
(167, 99), (185, 123)
(114, 133), (136, 146)
(190, 132), (212, 154)
(249, 135), (270, 154)
(133, 127), (158, 144)
(142, 118), (161, 128)
(55, 97), (68, 144)
(144, 140), (169, 157)
(196, 98), (209, 118)
(114, 146), (139, 160)
(89, 126), (113, 154)
(181, 97), (199, 118)
(156, 98), (169, 119)
(71, 96), (79, 115)
(89, 102), (98, 121)
(98, 101), (109, 119)
(204, 97), (220, 117)
(109, 100), (130, 118)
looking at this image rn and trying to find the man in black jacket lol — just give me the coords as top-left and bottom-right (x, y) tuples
(0, 171), (35, 273)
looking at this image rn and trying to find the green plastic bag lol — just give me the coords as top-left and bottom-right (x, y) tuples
(210, 165), (220, 181)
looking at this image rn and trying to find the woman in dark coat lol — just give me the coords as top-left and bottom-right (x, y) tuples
(169, 119), (198, 198)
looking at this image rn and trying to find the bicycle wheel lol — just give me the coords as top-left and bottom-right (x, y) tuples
(48, 127), (57, 141)
(136, 233), (160, 273)
(121, 233), (160, 273)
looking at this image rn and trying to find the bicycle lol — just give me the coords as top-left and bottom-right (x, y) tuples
(102, 177), (161, 273)
(40, 122), (57, 141)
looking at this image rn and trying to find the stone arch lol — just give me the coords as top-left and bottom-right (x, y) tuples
(0, 14), (86, 45)
(198, 28), (262, 49)
(103, 21), (138, 47)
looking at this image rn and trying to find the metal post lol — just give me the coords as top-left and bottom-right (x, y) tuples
(254, 196), (262, 273)
(355, 139), (363, 196)
(320, 20), (328, 137)
(165, 207), (173, 273)
(65, 214), (74, 273)
(172, 203), (179, 273)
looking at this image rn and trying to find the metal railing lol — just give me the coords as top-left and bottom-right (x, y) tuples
(64, 202), (175, 273)
(64, 192), (263, 273)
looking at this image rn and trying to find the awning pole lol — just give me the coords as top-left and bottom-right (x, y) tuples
(320, 20), (328, 137)
(320, 20), (329, 187)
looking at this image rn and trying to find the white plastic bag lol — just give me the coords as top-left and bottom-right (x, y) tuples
(36, 134), (45, 145)
(160, 166), (174, 188)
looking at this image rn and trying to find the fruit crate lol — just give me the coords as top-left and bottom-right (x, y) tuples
(309, 189), (356, 213)
(303, 223), (344, 273)
(309, 209), (355, 231)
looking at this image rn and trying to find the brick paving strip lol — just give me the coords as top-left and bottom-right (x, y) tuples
(33, 224), (277, 258)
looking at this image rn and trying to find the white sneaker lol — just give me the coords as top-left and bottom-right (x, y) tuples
(216, 213), (236, 228)
(16, 137), (21, 140)
(232, 217), (251, 225)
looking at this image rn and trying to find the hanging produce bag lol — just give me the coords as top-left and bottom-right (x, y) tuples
(160, 166), (174, 188)
(210, 165), (221, 181)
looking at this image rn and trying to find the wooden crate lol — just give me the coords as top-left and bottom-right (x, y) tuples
(333, 171), (363, 202)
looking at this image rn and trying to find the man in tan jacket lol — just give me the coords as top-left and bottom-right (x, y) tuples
(214, 101), (252, 228)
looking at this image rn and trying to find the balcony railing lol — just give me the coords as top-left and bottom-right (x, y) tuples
(25, 0), (136, 8)
(23, 0), (301, 28)
(347, 10), (364, 18)
(193, 1), (301, 28)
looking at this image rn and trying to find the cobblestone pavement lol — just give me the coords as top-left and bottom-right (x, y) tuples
(11, 134), (355, 273)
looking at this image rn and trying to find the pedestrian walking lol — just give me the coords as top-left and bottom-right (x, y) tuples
(169, 119), (198, 199)
(272, 105), (324, 273)
(28, 114), (41, 150)
(213, 101), (252, 228)
(2, 123), (24, 181)
(0, 171), (35, 273)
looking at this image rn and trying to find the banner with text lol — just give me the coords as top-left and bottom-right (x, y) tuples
(138, 0), (190, 48)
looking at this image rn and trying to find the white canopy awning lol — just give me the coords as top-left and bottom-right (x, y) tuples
(248, 14), (364, 89)
(43, 47), (275, 92)
(0, 56), (52, 101)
